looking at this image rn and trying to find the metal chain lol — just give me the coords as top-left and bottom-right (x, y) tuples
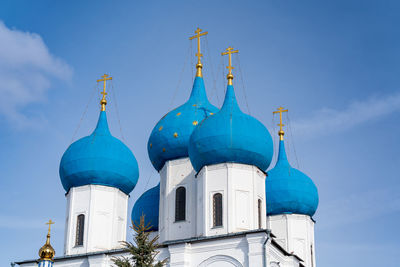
(204, 35), (220, 105)
(110, 78), (125, 141)
(190, 40), (194, 83)
(71, 83), (98, 143)
(235, 54), (251, 115)
(143, 171), (154, 193)
(221, 55), (226, 95)
(286, 112), (301, 169)
(169, 42), (191, 110)
(272, 114), (277, 165)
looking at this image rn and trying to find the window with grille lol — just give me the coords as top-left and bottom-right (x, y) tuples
(213, 193), (223, 227)
(75, 214), (85, 246)
(175, 186), (186, 221)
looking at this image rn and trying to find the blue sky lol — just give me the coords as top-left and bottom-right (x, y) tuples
(1, 0), (399, 266)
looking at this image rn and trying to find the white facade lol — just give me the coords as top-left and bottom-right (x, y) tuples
(64, 185), (128, 255)
(196, 163), (266, 237)
(267, 214), (316, 267)
(159, 158), (266, 243)
(17, 231), (302, 267)
(16, 160), (316, 267)
(159, 158), (197, 242)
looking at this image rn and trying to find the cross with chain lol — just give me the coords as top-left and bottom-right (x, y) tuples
(97, 74), (112, 111)
(189, 28), (208, 77)
(221, 47), (239, 85)
(273, 107), (288, 140)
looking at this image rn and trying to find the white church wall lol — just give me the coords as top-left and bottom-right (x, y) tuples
(267, 214), (315, 267)
(18, 231), (304, 267)
(159, 158), (197, 243)
(266, 242), (301, 267)
(167, 234), (249, 267)
(196, 163), (266, 237)
(165, 231), (299, 267)
(64, 185), (128, 256)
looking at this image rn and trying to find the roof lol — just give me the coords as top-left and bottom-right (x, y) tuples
(15, 229), (303, 265)
(14, 248), (126, 265)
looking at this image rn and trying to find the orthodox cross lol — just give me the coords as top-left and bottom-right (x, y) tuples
(46, 219), (55, 235)
(97, 74), (113, 111)
(221, 47), (239, 85)
(273, 107), (288, 140)
(189, 28), (208, 77)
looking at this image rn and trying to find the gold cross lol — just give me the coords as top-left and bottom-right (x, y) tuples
(46, 219), (55, 235)
(189, 28), (208, 77)
(273, 107), (288, 140)
(221, 47), (239, 85)
(97, 74), (112, 111)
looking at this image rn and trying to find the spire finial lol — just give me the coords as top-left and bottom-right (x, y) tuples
(97, 74), (113, 111)
(39, 220), (55, 261)
(273, 107), (288, 140)
(46, 219), (54, 236)
(221, 47), (239, 85)
(189, 27), (208, 77)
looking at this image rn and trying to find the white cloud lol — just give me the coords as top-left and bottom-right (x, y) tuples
(292, 91), (400, 137)
(0, 21), (72, 128)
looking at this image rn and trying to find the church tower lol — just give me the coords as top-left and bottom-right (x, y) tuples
(145, 28), (219, 242)
(188, 47), (273, 237)
(59, 75), (139, 255)
(37, 220), (55, 267)
(266, 108), (319, 267)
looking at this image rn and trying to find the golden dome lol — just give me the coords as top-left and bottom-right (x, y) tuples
(39, 220), (55, 261)
(38, 234), (55, 261)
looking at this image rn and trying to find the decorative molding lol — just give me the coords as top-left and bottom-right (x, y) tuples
(198, 255), (243, 267)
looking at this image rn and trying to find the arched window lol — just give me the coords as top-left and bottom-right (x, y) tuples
(175, 187), (186, 221)
(213, 193), (223, 227)
(75, 214), (85, 246)
(258, 199), (262, 229)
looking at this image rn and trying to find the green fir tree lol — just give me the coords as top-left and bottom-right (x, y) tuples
(113, 215), (167, 267)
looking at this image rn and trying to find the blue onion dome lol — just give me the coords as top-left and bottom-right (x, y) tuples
(266, 140), (319, 216)
(131, 183), (160, 231)
(188, 84), (274, 172)
(148, 76), (219, 171)
(59, 111), (139, 195)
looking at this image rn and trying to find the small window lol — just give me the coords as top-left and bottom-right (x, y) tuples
(258, 199), (262, 229)
(311, 244), (314, 267)
(213, 193), (223, 227)
(75, 214), (85, 246)
(175, 187), (186, 221)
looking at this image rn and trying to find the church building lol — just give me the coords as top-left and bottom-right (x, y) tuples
(15, 28), (319, 267)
